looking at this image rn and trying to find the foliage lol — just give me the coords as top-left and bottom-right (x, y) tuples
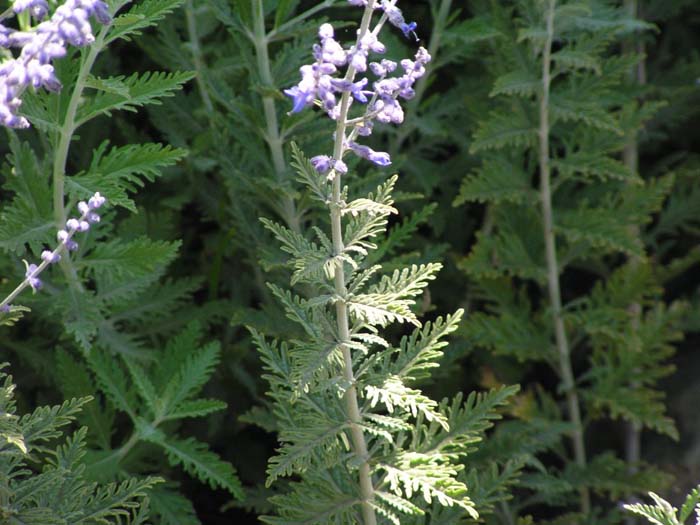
(0, 363), (160, 524)
(0, 0), (698, 524)
(625, 486), (700, 525)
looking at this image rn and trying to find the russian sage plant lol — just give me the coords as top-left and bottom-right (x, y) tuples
(254, 1), (517, 524)
(0, 0), (242, 522)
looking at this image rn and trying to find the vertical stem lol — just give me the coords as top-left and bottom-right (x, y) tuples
(185, 0), (213, 113)
(623, 2), (645, 522)
(53, 27), (109, 290)
(251, 0), (301, 233)
(538, 0), (590, 514)
(329, 5), (378, 523)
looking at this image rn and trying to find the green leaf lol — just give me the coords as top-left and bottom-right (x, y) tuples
(556, 205), (643, 257)
(106, 0), (186, 44)
(490, 69), (540, 98)
(79, 238), (181, 282)
(155, 436), (244, 500)
(88, 349), (137, 420)
(67, 142), (187, 212)
(455, 157), (537, 205)
(159, 339), (221, 417)
(470, 108), (538, 153)
(77, 71), (195, 126)
(162, 399), (227, 421)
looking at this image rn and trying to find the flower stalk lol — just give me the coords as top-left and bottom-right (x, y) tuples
(0, 193), (106, 311)
(330, 5), (379, 523)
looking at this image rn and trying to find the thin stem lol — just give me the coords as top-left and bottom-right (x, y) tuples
(52, 26), (110, 290)
(623, 2), (645, 522)
(0, 209), (94, 310)
(329, 4), (378, 523)
(251, 0), (300, 233)
(538, 0), (590, 514)
(88, 431), (141, 471)
(185, 0), (213, 113)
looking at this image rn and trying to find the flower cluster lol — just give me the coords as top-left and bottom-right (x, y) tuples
(284, 0), (429, 171)
(4, 192), (106, 310)
(0, 0), (110, 128)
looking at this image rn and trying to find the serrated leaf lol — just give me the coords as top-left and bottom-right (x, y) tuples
(155, 436), (244, 500)
(77, 71), (195, 126)
(67, 142), (187, 212)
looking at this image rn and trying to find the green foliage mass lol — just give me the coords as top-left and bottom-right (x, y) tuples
(0, 0), (698, 524)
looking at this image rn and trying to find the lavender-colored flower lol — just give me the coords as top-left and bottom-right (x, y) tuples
(13, 0), (49, 19)
(41, 250), (60, 263)
(348, 141), (391, 166)
(310, 155), (348, 175)
(370, 59), (397, 77)
(332, 77), (372, 103)
(381, 0), (418, 40)
(88, 191), (106, 209)
(348, 32), (385, 73)
(24, 262), (42, 291)
(0, 0), (111, 128)
(316, 24), (346, 67)
(285, 1), (428, 172)
(311, 155), (334, 173)
(0, 304), (10, 313)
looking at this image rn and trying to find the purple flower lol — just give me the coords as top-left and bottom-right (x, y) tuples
(348, 141), (391, 166)
(399, 22), (418, 39)
(317, 24), (346, 66)
(371, 97), (404, 124)
(13, 0), (49, 19)
(331, 77), (372, 103)
(286, 2), (428, 171)
(0, 304), (10, 313)
(381, 1), (418, 40)
(311, 155), (333, 173)
(41, 250), (61, 263)
(24, 263), (42, 290)
(370, 59), (397, 77)
(310, 155), (348, 175)
(0, 0), (111, 129)
(88, 191), (106, 209)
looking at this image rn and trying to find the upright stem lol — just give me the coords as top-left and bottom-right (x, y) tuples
(185, 0), (213, 113)
(538, 0), (590, 514)
(52, 27), (109, 290)
(623, 2), (645, 522)
(329, 4), (378, 523)
(251, 0), (300, 233)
